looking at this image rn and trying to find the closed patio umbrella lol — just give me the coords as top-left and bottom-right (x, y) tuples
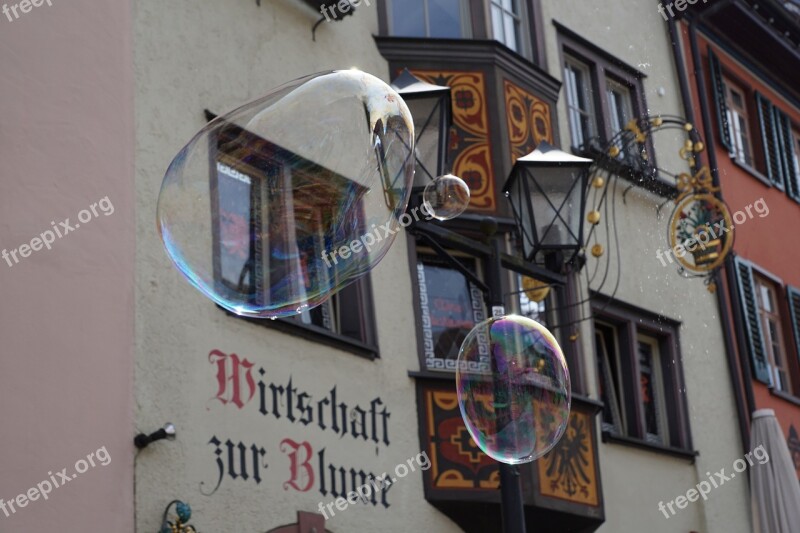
(751, 408), (800, 533)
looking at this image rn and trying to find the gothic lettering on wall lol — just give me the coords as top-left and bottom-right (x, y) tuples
(202, 349), (393, 508)
(208, 349), (390, 444)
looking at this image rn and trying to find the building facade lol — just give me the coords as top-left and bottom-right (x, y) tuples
(131, 1), (750, 531)
(677, 0), (800, 483)
(0, 0), (769, 531)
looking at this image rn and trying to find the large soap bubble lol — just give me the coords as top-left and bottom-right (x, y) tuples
(157, 71), (415, 318)
(456, 315), (571, 464)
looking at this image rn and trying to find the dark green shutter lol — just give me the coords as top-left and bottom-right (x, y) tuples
(733, 257), (771, 384)
(755, 92), (785, 189)
(708, 50), (732, 152)
(776, 109), (800, 201)
(787, 287), (800, 374)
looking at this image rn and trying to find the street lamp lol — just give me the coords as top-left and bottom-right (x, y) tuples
(390, 68), (452, 189)
(504, 141), (593, 266)
(494, 142), (591, 532)
(397, 80), (589, 532)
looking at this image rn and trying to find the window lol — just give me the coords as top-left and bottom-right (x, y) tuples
(606, 79), (634, 141)
(563, 55), (597, 150)
(792, 129), (800, 181)
(709, 48), (800, 194)
(755, 275), (791, 393)
(518, 274), (547, 324)
(559, 28), (647, 158)
(388, 0), (470, 39)
(490, 0), (521, 53)
(736, 259), (800, 398)
(415, 251), (487, 371)
(211, 121), (378, 355)
(779, 120), (800, 201)
(606, 78), (634, 156)
(380, 0), (545, 63)
(638, 334), (669, 444)
(288, 278), (377, 346)
(595, 321), (624, 434)
(593, 304), (690, 450)
(724, 79), (755, 166)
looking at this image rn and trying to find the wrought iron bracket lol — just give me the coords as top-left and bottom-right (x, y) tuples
(406, 221), (566, 289)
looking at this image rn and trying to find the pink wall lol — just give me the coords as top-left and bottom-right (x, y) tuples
(0, 0), (134, 530)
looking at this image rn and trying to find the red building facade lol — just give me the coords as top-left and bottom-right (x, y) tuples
(679, 0), (800, 476)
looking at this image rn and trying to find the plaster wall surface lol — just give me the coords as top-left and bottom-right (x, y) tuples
(540, 1), (751, 531)
(133, 1), (460, 531)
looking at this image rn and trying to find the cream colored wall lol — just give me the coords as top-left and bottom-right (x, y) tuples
(133, 1), (459, 532)
(540, 1), (750, 532)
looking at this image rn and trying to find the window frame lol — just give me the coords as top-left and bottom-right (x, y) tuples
(489, 0), (525, 56)
(595, 320), (627, 435)
(605, 75), (637, 159)
(754, 273), (793, 394)
(385, 0), (473, 39)
(557, 25), (648, 155)
(284, 273), (379, 351)
(637, 332), (670, 446)
(413, 245), (489, 373)
(563, 53), (598, 152)
(208, 117), (380, 360)
(378, 1), (546, 65)
(724, 77), (756, 167)
(734, 258), (800, 400)
(605, 78), (635, 141)
(783, 121), (800, 202)
(707, 48), (800, 191)
(591, 299), (692, 453)
(515, 268), (586, 394)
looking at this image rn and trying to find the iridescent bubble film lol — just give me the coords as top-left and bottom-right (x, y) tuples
(423, 174), (470, 220)
(157, 71), (415, 318)
(456, 315), (571, 464)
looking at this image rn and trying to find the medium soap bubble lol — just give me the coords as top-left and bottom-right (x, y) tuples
(456, 315), (571, 464)
(423, 174), (470, 220)
(157, 71), (415, 318)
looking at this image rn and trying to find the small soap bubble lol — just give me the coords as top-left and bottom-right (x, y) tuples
(423, 174), (470, 221)
(157, 70), (415, 318)
(456, 315), (571, 464)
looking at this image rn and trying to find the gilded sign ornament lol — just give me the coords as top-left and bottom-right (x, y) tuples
(666, 130), (733, 287)
(579, 115), (732, 292)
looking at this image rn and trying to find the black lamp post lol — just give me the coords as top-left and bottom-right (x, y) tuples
(390, 69), (452, 189)
(489, 142), (591, 532)
(397, 78), (590, 532)
(504, 141), (593, 268)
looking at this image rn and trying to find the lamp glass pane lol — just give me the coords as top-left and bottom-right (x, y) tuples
(407, 97), (443, 187)
(530, 166), (583, 249)
(507, 174), (535, 259)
